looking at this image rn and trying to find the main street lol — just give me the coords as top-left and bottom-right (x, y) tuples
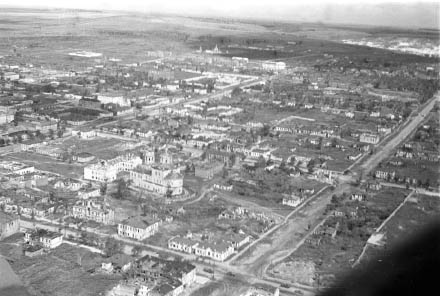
(359, 91), (439, 175)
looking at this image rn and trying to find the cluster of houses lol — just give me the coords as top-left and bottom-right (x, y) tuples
(23, 228), (64, 257)
(106, 255), (196, 296)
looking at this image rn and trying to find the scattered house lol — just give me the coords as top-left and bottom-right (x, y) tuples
(360, 133), (380, 145)
(107, 283), (136, 296)
(102, 253), (133, 273)
(76, 152), (96, 163)
(24, 244), (45, 257)
(367, 182), (382, 191)
(375, 170), (396, 180)
(350, 192), (366, 201)
(240, 287), (280, 296)
(305, 236), (322, 247)
(53, 178), (82, 191)
(213, 184), (233, 191)
(78, 97), (102, 109)
(226, 232), (251, 250)
(282, 194), (304, 207)
(77, 187), (101, 199)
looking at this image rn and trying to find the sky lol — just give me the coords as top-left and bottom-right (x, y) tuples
(0, 0), (438, 29)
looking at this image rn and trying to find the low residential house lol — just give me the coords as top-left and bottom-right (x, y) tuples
(107, 284), (136, 296)
(77, 187), (101, 199)
(24, 244), (45, 257)
(282, 194), (304, 207)
(101, 253), (133, 273)
(225, 233), (251, 250)
(360, 133), (380, 145)
(0, 212), (20, 240)
(345, 206), (359, 218)
(168, 236), (198, 254)
(193, 241), (234, 262)
(54, 178), (82, 191)
(76, 152), (95, 163)
(351, 192), (366, 201)
(24, 229), (63, 249)
(375, 170), (396, 180)
(367, 182), (382, 191)
(305, 236), (322, 247)
(240, 287), (280, 296)
(322, 225), (339, 239)
(78, 97), (102, 109)
(333, 209), (345, 217)
(118, 216), (160, 241)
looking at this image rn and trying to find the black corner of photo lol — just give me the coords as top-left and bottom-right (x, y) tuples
(318, 220), (440, 296)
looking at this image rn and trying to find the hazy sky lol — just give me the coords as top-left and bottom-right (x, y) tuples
(1, 0), (438, 29)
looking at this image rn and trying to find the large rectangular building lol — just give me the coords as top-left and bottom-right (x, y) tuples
(84, 153), (142, 182)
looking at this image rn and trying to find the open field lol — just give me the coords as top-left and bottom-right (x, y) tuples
(2, 241), (120, 296)
(4, 152), (84, 178)
(268, 187), (410, 287)
(360, 193), (440, 265)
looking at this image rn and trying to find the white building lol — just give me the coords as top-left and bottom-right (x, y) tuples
(84, 153), (142, 182)
(97, 94), (131, 107)
(282, 195), (304, 207)
(117, 217), (160, 241)
(262, 61), (286, 71)
(360, 133), (380, 145)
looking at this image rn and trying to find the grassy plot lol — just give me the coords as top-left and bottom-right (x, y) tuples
(11, 244), (121, 296)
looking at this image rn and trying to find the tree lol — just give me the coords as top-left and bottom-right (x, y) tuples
(165, 185), (173, 199)
(222, 166), (228, 179)
(100, 182), (107, 196)
(260, 125), (271, 137)
(104, 237), (122, 257)
(231, 87), (242, 97)
(114, 178), (129, 199)
(307, 159), (316, 173)
(132, 245), (142, 257)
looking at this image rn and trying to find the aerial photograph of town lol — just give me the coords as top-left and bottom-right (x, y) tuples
(0, 1), (438, 296)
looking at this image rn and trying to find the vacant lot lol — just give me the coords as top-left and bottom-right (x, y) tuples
(5, 152), (84, 178)
(9, 243), (120, 296)
(272, 187), (410, 286)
